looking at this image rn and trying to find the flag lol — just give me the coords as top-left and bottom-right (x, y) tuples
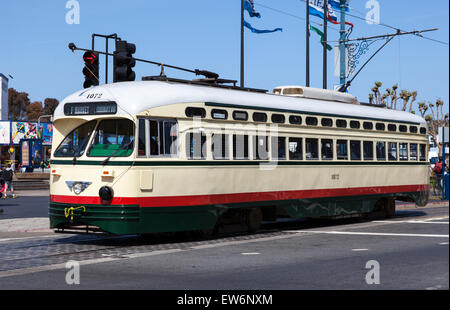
(329, 0), (350, 12)
(244, 20), (282, 34)
(309, 25), (332, 51)
(244, 0), (261, 18)
(309, 0), (338, 22)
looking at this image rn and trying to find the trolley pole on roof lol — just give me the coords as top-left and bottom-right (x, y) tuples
(322, 0), (328, 89)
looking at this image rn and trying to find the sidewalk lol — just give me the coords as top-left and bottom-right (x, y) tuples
(12, 189), (50, 197)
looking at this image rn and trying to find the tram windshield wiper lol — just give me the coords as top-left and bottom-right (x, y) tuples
(101, 140), (134, 165)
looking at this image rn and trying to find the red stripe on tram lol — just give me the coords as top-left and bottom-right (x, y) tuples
(50, 184), (428, 208)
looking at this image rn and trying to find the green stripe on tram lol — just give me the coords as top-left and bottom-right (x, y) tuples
(50, 159), (429, 167)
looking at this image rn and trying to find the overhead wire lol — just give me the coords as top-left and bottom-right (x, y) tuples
(344, 6), (449, 46)
(295, 0), (448, 46)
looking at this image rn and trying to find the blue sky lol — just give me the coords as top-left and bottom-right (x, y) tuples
(0, 0), (448, 115)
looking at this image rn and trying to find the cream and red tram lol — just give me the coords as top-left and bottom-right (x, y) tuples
(49, 80), (429, 234)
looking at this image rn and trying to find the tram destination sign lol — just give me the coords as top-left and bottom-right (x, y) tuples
(64, 101), (117, 116)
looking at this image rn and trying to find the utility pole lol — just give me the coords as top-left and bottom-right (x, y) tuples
(240, 0), (245, 88)
(323, 0), (328, 89)
(339, 0), (347, 87)
(338, 28), (438, 92)
(306, 0), (310, 87)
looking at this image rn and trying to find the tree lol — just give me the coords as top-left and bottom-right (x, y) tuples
(25, 101), (44, 121)
(368, 82), (416, 112)
(368, 82), (449, 156)
(426, 99), (449, 155)
(43, 98), (59, 116)
(8, 88), (30, 121)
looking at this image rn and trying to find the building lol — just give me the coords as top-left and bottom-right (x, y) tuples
(0, 73), (8, 121)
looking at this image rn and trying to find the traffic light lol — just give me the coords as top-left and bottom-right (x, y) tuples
(113, 40), (136, 82)
(82, 51), (99, 88)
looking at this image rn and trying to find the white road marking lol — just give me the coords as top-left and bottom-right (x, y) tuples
(351, 248), (369, 251)
(0, 235), (58, 243)
(301, 231), (449, 238)
(439, 242), (449, 245)
(373, 220), (449, 224)
(241, 252), (260, 255)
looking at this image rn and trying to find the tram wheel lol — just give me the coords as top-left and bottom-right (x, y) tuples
(369, 198), (395, 220)
(384, 198), (396, 218)
(246, 207), (263, 233)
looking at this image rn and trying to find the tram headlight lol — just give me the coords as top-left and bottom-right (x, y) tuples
(73, 183), (83, 195)
(66, 181), (92, 195)
(99, 186), (114, 204)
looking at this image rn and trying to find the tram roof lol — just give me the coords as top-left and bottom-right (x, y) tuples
(55, 80), (426, 125)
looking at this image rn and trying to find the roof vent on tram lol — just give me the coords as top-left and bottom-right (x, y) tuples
(273, 86), (359, 105)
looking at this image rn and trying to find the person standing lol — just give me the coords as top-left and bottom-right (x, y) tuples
(3, 164), (17, 199)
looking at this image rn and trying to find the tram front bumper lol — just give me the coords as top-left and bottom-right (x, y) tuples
(49, 202), (140, 235)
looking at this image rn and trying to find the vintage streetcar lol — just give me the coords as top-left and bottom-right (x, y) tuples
(49, 78), (430, 235)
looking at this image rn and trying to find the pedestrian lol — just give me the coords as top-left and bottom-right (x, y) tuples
(0, 166), (6, 199)
(3, 164), (17, 199)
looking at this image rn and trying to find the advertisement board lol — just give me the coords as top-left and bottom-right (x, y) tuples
(0, 121), (10, 144)
(12, 121), (39, 144)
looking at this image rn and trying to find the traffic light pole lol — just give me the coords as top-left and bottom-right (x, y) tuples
(91, 33), (121, 84)
(68, 43), (220, 80)
(339, 0), (347, 87)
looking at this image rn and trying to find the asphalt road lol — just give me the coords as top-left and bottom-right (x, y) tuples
(0, 192), (448, 292)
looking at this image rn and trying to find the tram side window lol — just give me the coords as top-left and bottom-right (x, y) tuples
(399, 125), (408, 133)
(150, 120), (178, 157)
(289, 115), (302, 125)
(289, 138), (303, 160)
(376, 142), (386, 161)
(388, 142), (398, 161)
(363, 141), (374, 161)
(399, 143), (408, 161)
(350, 140), (361, 160)
(419, 144), (427, 161)
(350, 121), (360, 129)
(271, 137), (287, 160)
(376, 123), (386, 131)
(321, 139), (333, 160)
(253, 136), (269, 160)
(321, 118), (333, 127)
(410, 143), (418, 161)
(212, 133), (230, 160)
(388, 124), (397, 132)
(336, 119), (347, 128)
(306, 117), (318, 126)
(336, 140), (348, 160)
(363, 122), (373, 130)
(138, 119), (146, 157)
(305, 138), (319, 160)
(186, 132), (206, 159)
(233, 135), (249, 160)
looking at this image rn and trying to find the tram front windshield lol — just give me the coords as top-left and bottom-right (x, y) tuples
(54, 119), (135, 158)
(87, 119), (134, 157)
(54, 120), (96, 157)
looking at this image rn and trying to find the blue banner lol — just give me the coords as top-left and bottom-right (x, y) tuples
(244, 0), (261, 18)
(244, 20), (282, 34)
